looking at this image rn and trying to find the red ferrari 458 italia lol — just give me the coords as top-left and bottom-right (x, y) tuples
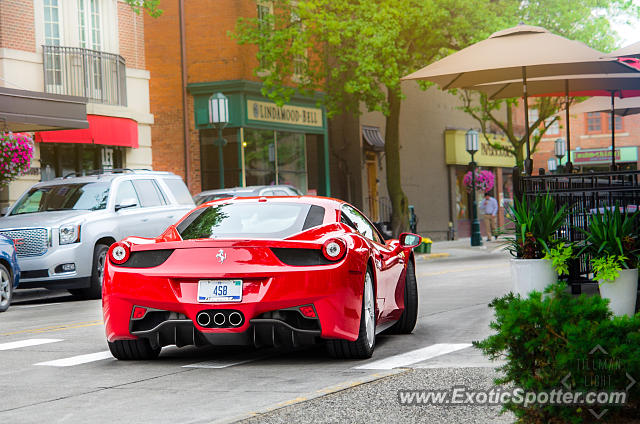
(102, 196), (421, 360)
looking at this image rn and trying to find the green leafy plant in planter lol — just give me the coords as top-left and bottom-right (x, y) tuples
(474, 284), (640, 423)
(578, 206), (639, 272)
(543, 242), (574, 276)
(503, 194), (569, 259)
(578, 206), (640, 316)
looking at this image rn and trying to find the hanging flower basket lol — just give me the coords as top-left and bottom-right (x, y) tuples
(462, 169), (495, 193)
(0, 132), (34, 188)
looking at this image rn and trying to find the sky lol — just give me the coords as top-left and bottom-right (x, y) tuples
(612, 1), (640, 46)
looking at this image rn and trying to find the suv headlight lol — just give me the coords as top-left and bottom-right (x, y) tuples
(59, 224), (81, 245)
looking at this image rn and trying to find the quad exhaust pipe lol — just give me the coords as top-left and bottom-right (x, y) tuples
(196, 310), (244, 328)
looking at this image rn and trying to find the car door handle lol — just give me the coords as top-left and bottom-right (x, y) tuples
(141, 218), (149, 222)
(167, 215), (174, 219)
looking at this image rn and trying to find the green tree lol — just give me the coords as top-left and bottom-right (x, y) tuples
(123, 0), (162, 18)
(234, 0), (507, 233)
(459, 0), (639, 169)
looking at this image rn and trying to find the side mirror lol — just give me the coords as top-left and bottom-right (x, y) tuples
(115, 198), (138, 211)
(399, 232), (421, 249)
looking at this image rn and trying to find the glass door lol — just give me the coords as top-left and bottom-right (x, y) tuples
(276, 131), (307, 193)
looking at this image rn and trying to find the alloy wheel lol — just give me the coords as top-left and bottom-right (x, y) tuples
(364, 272), (375, 348)
(0, 269), (10, 308)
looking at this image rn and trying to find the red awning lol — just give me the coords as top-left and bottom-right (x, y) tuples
(35, 115), (138, 148)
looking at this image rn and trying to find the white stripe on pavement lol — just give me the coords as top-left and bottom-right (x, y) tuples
(183, 356), (266, 369)
(0, 338), (63, 351)
(35, 351), (113, 367)
(354, 343), (473, 370)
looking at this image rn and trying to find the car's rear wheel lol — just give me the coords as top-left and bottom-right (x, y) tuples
(0, 264), (12, 313)
(326, 268), (376, 359)
(69, 243), (109, 300)
(108, 339), (161, 360)
(387, 260), (418, 334)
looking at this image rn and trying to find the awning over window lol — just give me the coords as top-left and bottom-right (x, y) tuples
(362, 125), (385, 151)
(35, 115), (138, 148)
(0, 87), (88, 132)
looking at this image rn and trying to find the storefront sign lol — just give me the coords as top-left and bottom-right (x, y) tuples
(247, 100), (323, 128)
(572, 149), (622, 164)
(445, 130), (518, 168)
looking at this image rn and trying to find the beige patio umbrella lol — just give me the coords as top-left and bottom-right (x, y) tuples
(402, 24), (639, 173)
(472, 74), (640, 168)
(605, 41), (640, 58)
(571, 95), (640, 116)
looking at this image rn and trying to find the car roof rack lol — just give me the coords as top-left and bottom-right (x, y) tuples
(61, 168), (157, 179)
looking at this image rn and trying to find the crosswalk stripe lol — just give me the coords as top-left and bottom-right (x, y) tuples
(0, 338), (63, 351)
(35, 351), (113, 367)
(353, 343), (473, 370)
(183, 356), (267, 369)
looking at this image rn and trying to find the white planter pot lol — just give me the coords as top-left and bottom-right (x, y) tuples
(510, 259), (558, 297)
(599, 268), (638, 317)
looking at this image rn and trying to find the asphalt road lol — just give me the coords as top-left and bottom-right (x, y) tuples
(0, 242), (512, 424)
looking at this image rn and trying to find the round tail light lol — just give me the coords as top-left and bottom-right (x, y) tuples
(109, 242), (131, 265)
(322, 238), (346, 261)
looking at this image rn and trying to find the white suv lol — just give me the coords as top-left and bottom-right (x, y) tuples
(0, 170), (194, 299)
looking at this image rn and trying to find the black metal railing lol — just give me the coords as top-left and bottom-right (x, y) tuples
(43, 45), (127, 106)
(514, 167), (640, 290)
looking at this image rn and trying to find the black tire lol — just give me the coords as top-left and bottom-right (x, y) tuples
(0, 264), (13, 313)
(108, 338), (161, 360)
(326, 268), (376, 359)
(69, 244), (109, 300)
(387, 260), (418, 334)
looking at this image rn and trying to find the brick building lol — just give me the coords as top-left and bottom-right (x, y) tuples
(0, 0), (153, 208)
(145, 1), (330, 196)
(532, 108), (640, 173)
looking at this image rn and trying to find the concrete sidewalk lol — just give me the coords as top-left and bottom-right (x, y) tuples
(415, 237), (507, 261)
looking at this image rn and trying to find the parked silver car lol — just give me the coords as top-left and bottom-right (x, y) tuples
(193, 185), (303, 205)
(0, 170), (194, 299)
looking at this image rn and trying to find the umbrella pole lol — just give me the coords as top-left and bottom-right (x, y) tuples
(522, 66), (532, 174)
(564, 80), (572, 172)
(611, 91), (616, 170)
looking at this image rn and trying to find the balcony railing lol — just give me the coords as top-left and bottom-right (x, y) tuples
(43, 45), (127, 107)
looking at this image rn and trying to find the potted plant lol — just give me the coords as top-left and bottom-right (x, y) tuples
(579, 206), (639, 316)
(0, 132), (34, 187)
(504, 194), (569, 296)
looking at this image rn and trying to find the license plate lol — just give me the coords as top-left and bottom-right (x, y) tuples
(197, 280), (243, 303)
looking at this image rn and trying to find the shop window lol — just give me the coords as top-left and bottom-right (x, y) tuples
(587, 112), (602, 132)
(257, 1), (274, 70)
(200, 128), (241, 191)
(276, 131), (307, 193)
(243, 129), (276, 187)
(39, 144), (123, 179)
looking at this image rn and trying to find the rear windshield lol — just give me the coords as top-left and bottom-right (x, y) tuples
(177, 202), (325, 239)
(10, 182), (110, 215)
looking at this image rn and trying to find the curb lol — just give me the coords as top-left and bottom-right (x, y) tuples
(222, 369), (408, 423)
(415, 252), (451, 261)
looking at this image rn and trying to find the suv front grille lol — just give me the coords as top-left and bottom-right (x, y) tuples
(0, 228), (49, 257)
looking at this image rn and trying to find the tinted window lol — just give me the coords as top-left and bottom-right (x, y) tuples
(11, 182), (110, 215)
(164, 178), (193, 205)
(341, 204), (382, 243)
(132, 180), (165, 207)
(178, 202), (324, 239)
(115, 180), (140, 209)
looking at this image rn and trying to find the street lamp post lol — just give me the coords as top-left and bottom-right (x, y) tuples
(547, 157), (557, 174)
(554, 137), (566, 173)
(208, 92), (230, 188)
(466, 129), (482, 247)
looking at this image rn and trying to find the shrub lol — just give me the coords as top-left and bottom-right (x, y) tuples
(474, 284), (640, 423)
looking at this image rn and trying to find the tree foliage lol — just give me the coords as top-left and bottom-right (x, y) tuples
(123, 0), (162, 18)
(232, 0), (639, 231)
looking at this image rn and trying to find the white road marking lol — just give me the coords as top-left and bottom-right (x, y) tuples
(353, 343), (473, 370)
(183, 356), (266, 369)
(0, 338), (63, 351)
(35, 351), (113, 367)
(13, 303), (63, 309)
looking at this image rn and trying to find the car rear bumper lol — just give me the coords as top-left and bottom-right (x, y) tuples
(103, 260), (367, 345)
